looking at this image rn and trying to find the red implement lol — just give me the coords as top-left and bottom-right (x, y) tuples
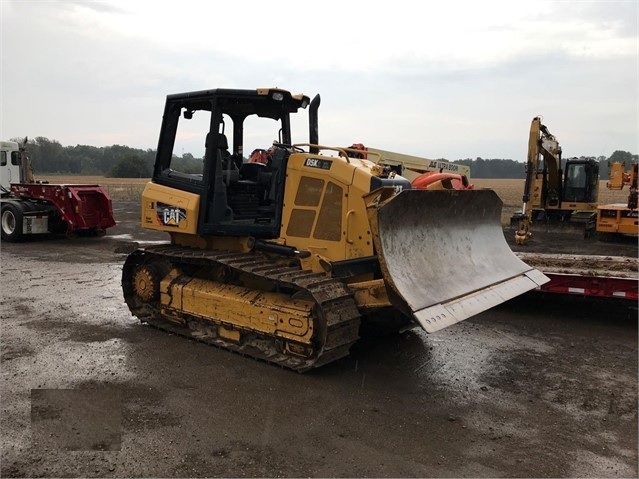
(10, 182), (116, 236)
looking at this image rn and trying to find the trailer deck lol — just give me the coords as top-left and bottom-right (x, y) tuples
(515, 252), (638, 301)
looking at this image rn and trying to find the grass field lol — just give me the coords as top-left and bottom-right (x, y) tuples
(44, 175), (631, 226)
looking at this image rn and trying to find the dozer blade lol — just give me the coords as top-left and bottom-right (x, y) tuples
(366, 188), (549, 333)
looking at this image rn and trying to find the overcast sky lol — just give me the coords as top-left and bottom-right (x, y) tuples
(1, 0), (637, 161)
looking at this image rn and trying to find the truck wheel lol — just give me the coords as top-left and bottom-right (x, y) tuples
(1, 203), (24, 242)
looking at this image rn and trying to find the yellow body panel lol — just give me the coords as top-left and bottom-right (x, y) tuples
(348, 279), (391, 310)
(596, 204), (639, 236)
(280, 152), (376, 263)
(160, 269), (315, 344)
(529, 177), (597, 212)
(170, 233), (252, 252)
(141, 182), (200, 234)
(348, 166), (378, 260)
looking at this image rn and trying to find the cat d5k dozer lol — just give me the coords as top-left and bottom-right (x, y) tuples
(122, 88), (548, 372)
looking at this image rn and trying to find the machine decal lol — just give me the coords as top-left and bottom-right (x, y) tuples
(157, 202), (186, 227)
(304, 158), (332, 170)
(429, 160), (460, 172)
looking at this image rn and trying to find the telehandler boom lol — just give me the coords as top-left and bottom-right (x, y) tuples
(122, 88), (548, 371)
(344, 144), (473, 190)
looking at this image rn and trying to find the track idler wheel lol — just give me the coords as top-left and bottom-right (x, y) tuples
(133, 264), (163, 302)
(122, 250), (170, 312)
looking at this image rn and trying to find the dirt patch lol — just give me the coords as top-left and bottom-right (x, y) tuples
(0, 201), (636, 478)
(515, 253), (638, 277)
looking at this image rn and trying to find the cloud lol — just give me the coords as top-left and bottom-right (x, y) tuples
(1, 0), (637, 161)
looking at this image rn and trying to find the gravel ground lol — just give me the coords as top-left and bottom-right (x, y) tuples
(0, 201), (637, 478)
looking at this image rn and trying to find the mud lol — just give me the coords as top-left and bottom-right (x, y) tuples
(504, 224), (638, 257)
(1, 201), (637, 478)
(504, 224), (638, 279)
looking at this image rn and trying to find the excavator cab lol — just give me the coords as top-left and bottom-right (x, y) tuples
(562, 158), (599, 204)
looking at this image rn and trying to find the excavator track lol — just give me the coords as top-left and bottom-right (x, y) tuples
(122, 245), (361, 372)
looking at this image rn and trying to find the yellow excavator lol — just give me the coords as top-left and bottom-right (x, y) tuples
(122, 88), (548, 372)
(512, 117), (600, 244)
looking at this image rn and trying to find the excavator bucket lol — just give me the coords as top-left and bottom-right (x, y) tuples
(366, 188), (549, 333)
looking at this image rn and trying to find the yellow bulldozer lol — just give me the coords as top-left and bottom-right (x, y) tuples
(122, 87), (548, 372)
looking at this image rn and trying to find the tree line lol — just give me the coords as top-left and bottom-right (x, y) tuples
(11, 136), (637, 180)
(12, 136), (202, 178)
(456, 150), (638, 180)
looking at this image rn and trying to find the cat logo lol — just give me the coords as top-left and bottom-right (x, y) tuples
(157, 203), (186, 227)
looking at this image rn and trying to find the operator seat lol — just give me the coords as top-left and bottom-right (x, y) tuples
(209, 132), (239, 184)
(257, 146), (288, 214)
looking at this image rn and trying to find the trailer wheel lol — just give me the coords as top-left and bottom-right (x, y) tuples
(1, 203), (24, 242)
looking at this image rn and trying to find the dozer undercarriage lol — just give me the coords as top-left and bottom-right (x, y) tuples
(123, 245), (361, 372)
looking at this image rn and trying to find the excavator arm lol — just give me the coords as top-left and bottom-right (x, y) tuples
(515, 117), (562, 244)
